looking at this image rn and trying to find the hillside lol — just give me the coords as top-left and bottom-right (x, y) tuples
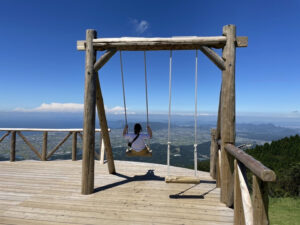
(246, 135), (300, 197)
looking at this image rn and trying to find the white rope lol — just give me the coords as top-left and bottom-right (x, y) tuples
(144, 51), (150, 149)
(194, 50), (198, 176)
(167, 50), (172, 175)
(120, 51), (128, 126)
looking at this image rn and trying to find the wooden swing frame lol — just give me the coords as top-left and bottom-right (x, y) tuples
(77, 24), (248, 195)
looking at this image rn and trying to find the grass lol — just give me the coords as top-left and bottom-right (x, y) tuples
(269, 197), (300, 225)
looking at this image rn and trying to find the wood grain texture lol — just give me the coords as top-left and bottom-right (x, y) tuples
(94, 49), (117, 71)
(0, 160), (233, 225)
(10, 131), (16, 162)
(42, 132), (48, 161)
(210, 129), (218, 179)
(253, 176), (269, 225)
(96, 74), (116, 174)
(165, 176), (201, 184)
(72, 132), (77, 161)
(234, 160), (245, 225)
(220, 24), (236, 207)
(225, 144), (275, 182)
(82, 29), (97, 195)
(200, 46), (225, 70)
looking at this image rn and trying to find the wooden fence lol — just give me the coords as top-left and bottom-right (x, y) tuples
(210, 129), (276, 225)
(0, 128), (108, 164)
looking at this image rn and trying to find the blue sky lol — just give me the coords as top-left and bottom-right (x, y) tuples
(0, 0), (300, 117)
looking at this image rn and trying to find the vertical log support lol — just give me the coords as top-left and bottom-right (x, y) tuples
(253, 175), (269, 225)
(96, 75), (116, 173)
(72, 132), (77, 161)
(234, 160), (245, 225)
(42, 131), (48, 161)
(10, 131), (16, 162)
(82, 29), (97, 195)
(210, 129), (217, 179)
(220, 24), (236, 207)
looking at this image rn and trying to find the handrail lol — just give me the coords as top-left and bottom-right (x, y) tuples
(216, 139), (276, 182)
(0, 128), (109, 132)
(0, 128), (110, 162)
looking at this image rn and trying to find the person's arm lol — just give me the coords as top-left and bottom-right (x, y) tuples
(123, 125), (128, 136)
(147, 125), (152, 139)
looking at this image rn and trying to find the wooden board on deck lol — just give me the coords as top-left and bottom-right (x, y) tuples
(0, 160), (233, 225)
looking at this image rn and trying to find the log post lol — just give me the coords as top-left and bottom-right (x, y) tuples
(96, 74), (116, 173)
(42, 131), (48, 161)
(100, 137), (105, 164)
(234, 160), (245, 225)
(10, 131), (16, 162)
(82, 29), (97, 195)
(220, 24), (236, 207)
(210, 129), (217, 179)
(72, 132), (77, 161)
(253, 175), (269, 225)
(216, 149), (221, 187)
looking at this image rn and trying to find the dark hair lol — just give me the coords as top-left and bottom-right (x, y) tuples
(134, 123), (142, 134)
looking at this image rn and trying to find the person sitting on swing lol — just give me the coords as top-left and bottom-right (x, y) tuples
(123, 123), (152, 156)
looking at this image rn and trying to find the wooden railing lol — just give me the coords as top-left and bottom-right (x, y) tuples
(210, 129), (276, 225)
(0, 128), (109, 163)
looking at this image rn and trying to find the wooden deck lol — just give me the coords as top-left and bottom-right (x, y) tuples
(0, 160), (233, 225)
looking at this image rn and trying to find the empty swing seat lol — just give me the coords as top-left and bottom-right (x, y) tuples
(165, 176), (201, 184)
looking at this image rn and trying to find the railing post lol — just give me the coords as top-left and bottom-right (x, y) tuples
(253, 175), (269, 225)
(10, 131), (16, 162)
(72, 132), (77, 161)
(100, 137), (105, 164)
(210, 129), (217, 179)
(234, 160), (245, 225)
(42, 131), (48, 161)
(82, 29), (97, 195)
(220, 24), (236, 207)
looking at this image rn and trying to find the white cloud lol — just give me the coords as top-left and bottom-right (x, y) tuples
(14, 103), (83, 112)
(131, 19), (149, 34)
(14, 103), (135, 114)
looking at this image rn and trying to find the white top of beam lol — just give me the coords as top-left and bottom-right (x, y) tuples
(0, 128), (110, 132)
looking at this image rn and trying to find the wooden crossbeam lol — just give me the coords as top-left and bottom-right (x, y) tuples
(199, 46), (225, 70)
(94, 50), (117, 71)
(0, 131), (10, 143)
(46, 132), (72, 160)
(17, 131), (42, 160)
(77, 36), (248, 51)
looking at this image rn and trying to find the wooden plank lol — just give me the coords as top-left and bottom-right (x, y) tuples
(200, 46), (225, 70)
(234, 160), (245, 225)
(210, 129), (217, 179)
(165, 176), (201, 184)
(236, 37), (248, 47)
(100, 138), (105, 164)
(0, 131), (10, 143)
(10, 131), (16, 162)
(17, 132), (42, 160)
(220, 24), (236, 207)
(77, 36), (228, 51)
(82, 29), (97, 195)
(237, 162), (253, 225)
(72, 132), (77, 161)
(253, 175), (269, 225)
(46, 132), (72, 160)
(94, 49), (117, 71)
(95, 74), (116, 174)
(225, 144), (276, 182)
(42, 132), (47, 161)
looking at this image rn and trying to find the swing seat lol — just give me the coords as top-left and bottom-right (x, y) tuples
(165, 176), (201, 184)
(126, 147), (152, 157)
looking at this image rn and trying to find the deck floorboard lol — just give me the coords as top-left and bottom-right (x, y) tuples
(0, 160), (233, 225)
